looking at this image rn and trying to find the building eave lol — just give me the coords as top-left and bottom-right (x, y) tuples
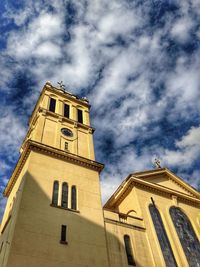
(4, 140), (104, 197)
(104, 168), (200, 209)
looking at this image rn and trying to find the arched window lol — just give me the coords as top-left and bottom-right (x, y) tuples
(52, 181), (59, 206)
(170, 207), (200, 267)
(149, 204), (177, 267)
(124, 235), (136, 266)
(61, 183), (68, 208)
(71, 186), (77, 210)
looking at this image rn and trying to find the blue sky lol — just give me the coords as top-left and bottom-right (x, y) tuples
(0, 0), (200, 218)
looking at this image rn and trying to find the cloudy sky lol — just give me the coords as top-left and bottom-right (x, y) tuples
(0, 0), (200, 218)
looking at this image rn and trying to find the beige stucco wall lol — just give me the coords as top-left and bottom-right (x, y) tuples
(114, 183), (200, 267)
(5, 150), (109, 267)
(22, 84), (94, 161)
(104, 209), (155, 267)
(0, 157), (30, 267)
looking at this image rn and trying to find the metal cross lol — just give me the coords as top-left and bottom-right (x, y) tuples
(154, 158), (161, 169)
(57, 81), (65, 90)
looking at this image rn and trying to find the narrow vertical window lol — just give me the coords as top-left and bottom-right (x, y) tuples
(71, 185), (77, 210)
(61, 183), (68, 208)
(170, 207), (200, 267)
(64, 103), (70, 118)
(52, 181), (59, 206)
(60, 225), (67, 244)
(124, 235), (136, 266)
(77, 109), (83, 123)
(64, 142), (68, 151)
(149, 204), (177, 267)
(49, 98), (56, 112)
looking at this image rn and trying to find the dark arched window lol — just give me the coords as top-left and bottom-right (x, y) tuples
(61, 183), (68, 208)
(52, 181), (59, 206)
(124, 235), (136, 266)
(170, 207), (200, 267)
(71, 186), (77, 210)
(149, 204), (177, 267)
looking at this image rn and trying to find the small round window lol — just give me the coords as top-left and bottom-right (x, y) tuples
(61, 128), (73, 137)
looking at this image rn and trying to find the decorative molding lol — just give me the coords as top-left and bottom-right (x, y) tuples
(4, 140), (104, 197)
(104, 218), (145, 231)
(104, 176), (200, 209)
(133, 168), (200, 198)
(172, 195), (178, 206)
(36, 108), (95, 132)
(50, 204), (80, 214)
(104, 169), (200, 209)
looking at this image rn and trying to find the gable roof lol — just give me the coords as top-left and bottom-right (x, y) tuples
(104, 168), (200, 209)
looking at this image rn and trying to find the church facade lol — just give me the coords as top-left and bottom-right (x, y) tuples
(0, 82), (199, 267)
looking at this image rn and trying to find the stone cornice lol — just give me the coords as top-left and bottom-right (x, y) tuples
(4, 140), (104, 197)
(21, 107), (95, 152)
(104, 218), (145, 231)
(41, 108), (95, 132)
(134, 178), (200, 205)
(46, 82), (90, 108)
(29, 82), (90, 127)
(132, 168), (200, 198)
(104, 174), (200, 209)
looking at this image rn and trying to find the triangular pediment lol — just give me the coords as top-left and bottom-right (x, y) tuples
(104, 168), (200, 209)
(133, 168), (199, 198)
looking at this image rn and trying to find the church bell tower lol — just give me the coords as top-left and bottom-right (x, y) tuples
(0, 82), (109, 267)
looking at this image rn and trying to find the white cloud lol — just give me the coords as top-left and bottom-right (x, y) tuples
(171, 17), (194, 42)
(6, 13), (64, 60)
(34, 41), (62, 59)
(176, 126), (200, 147)
(0, 110), (26, 160)
(0, 161), (10, 175)
(162, 126), (200, 167)
(165, 55), (200, 120)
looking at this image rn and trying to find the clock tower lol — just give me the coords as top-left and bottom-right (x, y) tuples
(0, 82), (109, 267)
(20, 81), (95, 160)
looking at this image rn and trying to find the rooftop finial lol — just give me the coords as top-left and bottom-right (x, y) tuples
(57, 81), (65, 91)
(154, 158), (161, 169)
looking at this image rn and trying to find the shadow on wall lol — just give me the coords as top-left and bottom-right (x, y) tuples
(0, 171), (142, 267)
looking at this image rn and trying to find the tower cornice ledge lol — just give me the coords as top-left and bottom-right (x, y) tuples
(4, 140), (104, 197)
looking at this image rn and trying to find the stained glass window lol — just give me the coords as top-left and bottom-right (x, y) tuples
(170, 207), (200, 267)
(149, 204), (177, 267)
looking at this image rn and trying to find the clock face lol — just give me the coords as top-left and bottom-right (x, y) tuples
(61, 128), (73, 137)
